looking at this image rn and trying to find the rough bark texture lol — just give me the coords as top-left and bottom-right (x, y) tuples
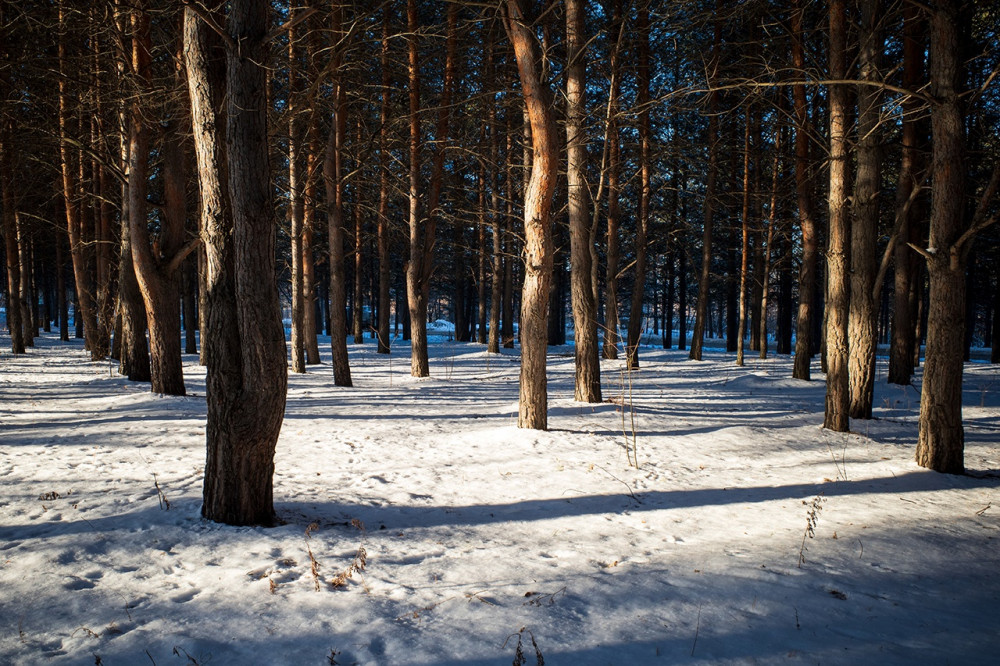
(916, 0), (966, 475)
(824, 0), (850, 433)
(791, 0), (818, 380)
(505, 0), (558, 430)
(689, 12), (720, 362)
(187, 4), (288, 526)
(848, 0), (882, 420)
(566, 0), (601, 401)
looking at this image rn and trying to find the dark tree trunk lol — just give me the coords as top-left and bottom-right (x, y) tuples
(916, 0), (968, 474)
(376, 4), (392, 355)
(187, 3), (288, 525)
(792, 0), (818, 380)
(626, 2), (652, 370)
(690, 11), (720, 361)
(325, 4), (352, 387)
(889, 2), (926, 385)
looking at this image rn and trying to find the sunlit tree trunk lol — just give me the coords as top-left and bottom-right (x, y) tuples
(504, 0), (558, 430)
(848, 0), (882, 419)
(824, 0), (850, 432)
(288, 10), (306, 373)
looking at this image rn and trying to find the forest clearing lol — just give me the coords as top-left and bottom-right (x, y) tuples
(1, 332), (998, 665)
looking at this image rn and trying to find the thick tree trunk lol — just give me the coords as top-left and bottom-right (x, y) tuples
(690, 13), (720, 361)
(917, 0), (968, 474)
(848, 0), (882, 420)
(791, 0), (818, 380)
(187, 4), (288, 525)
(824, 0), (850, 432)
(505, 0), (558, 430)
(566, 0), (601, 401)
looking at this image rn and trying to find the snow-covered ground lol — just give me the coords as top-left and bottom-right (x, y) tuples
(1, 332), (998, 665)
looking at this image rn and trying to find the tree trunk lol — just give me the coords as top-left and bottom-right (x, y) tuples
(760, 111), (782, 360)
(626, 3), (652, 370)
(690, 12), (721, 361)
(353, 118), (365, 345)
(848, 0), (882, 420)
(791, 0), (818, 380)
(916, 0), (968, 474)
(288, 11), (306, 373)
(565, 0), (601, 400)
(737, 104), (753, 366)
(128, 5), (186, 396)
(505, 0), (558, 430)
(59, 3), (101, 359)
(889, 3), (926, 385)
(824, 0), (850, 432)
(0, 131), (25, 354)
(376, 5), (393, 355)
(187, 3), (289, 525)
(325, 3), (352, 387)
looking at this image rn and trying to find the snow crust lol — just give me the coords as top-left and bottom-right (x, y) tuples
(1, 333), (998, 665)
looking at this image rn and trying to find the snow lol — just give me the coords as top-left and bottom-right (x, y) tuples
(1, 332), (998, 665)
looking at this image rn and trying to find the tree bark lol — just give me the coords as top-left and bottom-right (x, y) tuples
(504, 0), (558, 430)
(566, 0), (601, 401)
(187, 3), (288, 525)
(848, 0), (882, 420)
(1, 132), (24, 355)
(889, 3), (926, 385)
(288, 10), (306, 373)
(791, 0), (819, 380)
(59, 2), (101, 360)
(824, 0), (850, 432)
(626, 2), (652, 370)
(737, 104), (753, 366)
(128, 5), (186, 396)
(325, 3), (352, 387)
(376, 4), (393, 355)
(916, 0), (968, 474)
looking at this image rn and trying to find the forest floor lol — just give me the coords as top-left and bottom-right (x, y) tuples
(1, 331), (999, 665)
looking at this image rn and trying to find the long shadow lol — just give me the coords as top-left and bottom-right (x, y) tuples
(276, 468), (997, 531)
